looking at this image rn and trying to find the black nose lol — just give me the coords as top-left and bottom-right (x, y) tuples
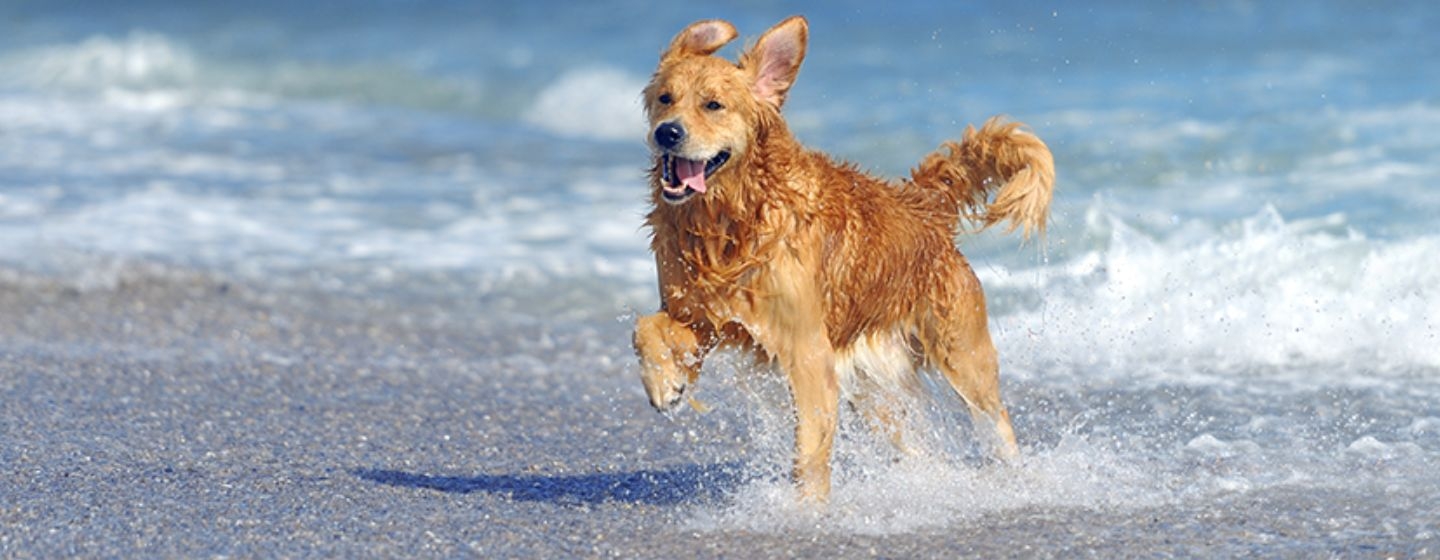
(654, 122), (685, 150)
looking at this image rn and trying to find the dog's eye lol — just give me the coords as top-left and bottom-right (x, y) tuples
(705, 100), (724, 111)
(658, 93), (673, 105)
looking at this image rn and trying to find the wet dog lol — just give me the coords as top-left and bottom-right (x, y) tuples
(633, 16), (1054, 501)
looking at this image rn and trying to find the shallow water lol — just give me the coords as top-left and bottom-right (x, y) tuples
(1, 1), (1438, 556)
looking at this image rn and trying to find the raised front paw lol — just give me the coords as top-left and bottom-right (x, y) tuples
(640, 366), (688, 412)
(633, 313), (701, 413)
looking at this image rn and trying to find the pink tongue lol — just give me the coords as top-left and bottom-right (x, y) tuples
(677, 158), (707, 193)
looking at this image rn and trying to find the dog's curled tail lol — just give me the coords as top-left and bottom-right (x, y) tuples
(909, 117), (1055, 239)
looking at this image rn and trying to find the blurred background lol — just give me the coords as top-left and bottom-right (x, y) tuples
(5, 1), (1436, 294)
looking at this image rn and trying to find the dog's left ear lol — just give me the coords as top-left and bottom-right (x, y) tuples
(744, 16), (808, 108)
(663, 19), (739, 60)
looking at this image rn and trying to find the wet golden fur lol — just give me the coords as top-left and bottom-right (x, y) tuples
(633, 16), (1055, 501)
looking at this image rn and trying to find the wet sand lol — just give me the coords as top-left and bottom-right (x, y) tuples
(1, 265), (1431, 558)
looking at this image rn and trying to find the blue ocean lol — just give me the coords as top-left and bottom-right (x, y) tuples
(2, 1), (1437, 555)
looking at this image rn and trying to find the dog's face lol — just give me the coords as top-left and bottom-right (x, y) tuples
(643, 54), (748, 205)
(643, 17), (808, 205)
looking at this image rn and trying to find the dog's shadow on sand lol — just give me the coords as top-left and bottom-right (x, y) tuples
(353, 462), (744, 506)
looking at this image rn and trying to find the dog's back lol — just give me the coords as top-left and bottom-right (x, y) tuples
(773, 119), (1052, 352)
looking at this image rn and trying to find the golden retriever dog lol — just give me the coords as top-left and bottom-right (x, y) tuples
(633, 15), (1054, 501)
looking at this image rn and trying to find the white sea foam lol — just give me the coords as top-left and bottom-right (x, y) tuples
(523, 66), (647, 142)
(1343, 436), (1424, 462)
(688, 434), (1166, 535)
(0, 32), (487, 114)
(0, 31), (199, 91)
(11, 179), (653, 281)
(671, 359), (1167, 536)
(987, 202), (1440, 380)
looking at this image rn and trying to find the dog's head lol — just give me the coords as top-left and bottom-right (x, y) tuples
(643, 16), (808, 205)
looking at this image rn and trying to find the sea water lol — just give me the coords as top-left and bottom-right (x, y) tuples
(2, 0), (1437, 552)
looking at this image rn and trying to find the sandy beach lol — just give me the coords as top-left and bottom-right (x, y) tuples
(2, 264), (1432, 557)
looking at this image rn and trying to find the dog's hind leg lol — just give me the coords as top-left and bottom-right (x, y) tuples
(922, 278), (1020, 461)
(839, 334), (924, 457)
(933, 332), (1019, 460)
(850, 386), (916, 456)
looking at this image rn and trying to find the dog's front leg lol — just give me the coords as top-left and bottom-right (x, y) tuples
(633, 312), (703, 412)
(783, 331), (839, 502)
(740, 239), (841, 501)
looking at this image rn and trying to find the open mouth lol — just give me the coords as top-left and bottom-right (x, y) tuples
(659, 151), (730, 203)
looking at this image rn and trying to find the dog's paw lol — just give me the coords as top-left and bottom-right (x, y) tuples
(641, 369), (688, 412)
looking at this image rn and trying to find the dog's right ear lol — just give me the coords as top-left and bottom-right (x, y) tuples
(662, 19), (739, 60)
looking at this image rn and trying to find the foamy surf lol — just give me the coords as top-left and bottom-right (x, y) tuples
(687, 434), (1166, 536)
(986, 203), (1440, 380)
(523, 66), (647, 141)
